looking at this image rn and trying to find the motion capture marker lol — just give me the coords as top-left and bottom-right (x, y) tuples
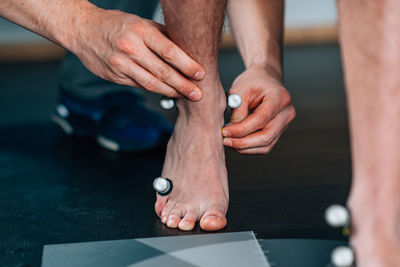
(325, 204), (350, 228)
(153, 177), (173, 196)
(160, 97), (175, 110)
(331, 246), (354, 267)
(228, 94), (242, 109)
(56, 104), (69, 118)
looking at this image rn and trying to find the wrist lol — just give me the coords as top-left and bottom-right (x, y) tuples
(246, 62), (282, 82)
(54, 1), (99, 53)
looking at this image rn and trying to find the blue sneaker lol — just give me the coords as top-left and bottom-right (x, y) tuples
(51, 91), (173, 152)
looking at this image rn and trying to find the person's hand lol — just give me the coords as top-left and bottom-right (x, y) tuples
(222, 67), (296, 154)
(71, 8), (205, 100)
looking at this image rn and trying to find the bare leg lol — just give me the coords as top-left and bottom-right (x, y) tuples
(338, 1), (400, 265)
(154, 0), (228, 231)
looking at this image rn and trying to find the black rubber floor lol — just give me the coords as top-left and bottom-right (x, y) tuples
(0, 44), (351, 266)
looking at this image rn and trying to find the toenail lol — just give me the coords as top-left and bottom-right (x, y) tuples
(167, 217), (174, 225)
(162, 216), (167, 223)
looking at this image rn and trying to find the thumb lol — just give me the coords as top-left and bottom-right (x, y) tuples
(230, 104), (248, 124)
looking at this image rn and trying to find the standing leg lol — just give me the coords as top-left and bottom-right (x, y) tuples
(338, 1), (400, 265)
(154, 0), (229, 231)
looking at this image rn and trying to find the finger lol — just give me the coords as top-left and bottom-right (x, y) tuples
(229, 97), (249, 124)
(223, 107), (293, 149)
(236, 136), (280, 155)
(224, 128), (275, 150)
(223, 101), (278, 138)
(129, 47), (202, 100)
(121, 59), (180, 98)
(143, 27), (205, 80)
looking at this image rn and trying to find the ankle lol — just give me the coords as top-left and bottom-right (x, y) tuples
(176, 75), (226, 125)
(348, 185), (400, 240)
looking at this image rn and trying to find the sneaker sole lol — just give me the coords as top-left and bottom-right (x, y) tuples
(51, 114), (74, 135)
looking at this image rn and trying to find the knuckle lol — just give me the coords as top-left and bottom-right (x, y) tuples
(160, 44), (175, 61)
(262, 134), (274, 146)
(280, 90), (292, 107)
(130, 21), (147, 34)
(255, 115), (265, 129)
(143, 79), (158, 92)
(260, 147), (272, 154)
(186, 63), (199, 76)
(178, 80), (195, 94)
(116, 38), (134, 55)
(108, 55), (123, 68)
(156, 65), (171, 80)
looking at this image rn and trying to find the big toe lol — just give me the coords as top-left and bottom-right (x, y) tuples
(200, 211), (227, 231)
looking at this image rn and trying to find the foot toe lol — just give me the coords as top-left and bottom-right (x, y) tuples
(200, 209), (227, 231)
(178, 210), (198, 231)
(160, 200), (175, 224)
(166, 206), (185, 228)
(154, 197), (168, 218)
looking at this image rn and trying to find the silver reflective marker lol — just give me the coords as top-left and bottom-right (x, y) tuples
(153, 177), (173, 196)
(228, 94), (242, 109)
(325, 204), (350, 228)
(160, 97), (175, 110)
(331, 246), (354, 267)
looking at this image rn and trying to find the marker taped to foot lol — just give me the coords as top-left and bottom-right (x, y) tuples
(153, 177), (173, 196)
(160, 97), (175, 110)
(325, 204), (350, 228)
(331, 246), (354, 267)
(228, 94), (242, 109)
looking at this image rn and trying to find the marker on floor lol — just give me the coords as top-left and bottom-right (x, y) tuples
(228, 94), (242, 109)
(153, 177), (173, 196)
(160, 97), (175, 110)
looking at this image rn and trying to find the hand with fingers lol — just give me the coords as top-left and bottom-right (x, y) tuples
(222, 66), (296, 154)
(72, 8), (205, 100)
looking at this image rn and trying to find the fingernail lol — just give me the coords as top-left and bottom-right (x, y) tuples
(223, 138), (232, 147)
(188, 90), (201, 101)
(194, 71), (204, 80)
(222, 129), (231, 137)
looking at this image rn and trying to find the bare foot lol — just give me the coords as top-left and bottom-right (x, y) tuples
(154, 79), (228, 231)
(348, 190), (400, 266)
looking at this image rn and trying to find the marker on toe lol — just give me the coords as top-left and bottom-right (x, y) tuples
(153, 177), (173, 196)
(160, 97), (175, 110)
(227, 94), (242, 109)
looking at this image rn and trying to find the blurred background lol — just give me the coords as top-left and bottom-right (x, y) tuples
(0, 0), (337, 61)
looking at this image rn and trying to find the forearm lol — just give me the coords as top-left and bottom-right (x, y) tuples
(0, 0), (96, 51)
(227, 0), (283, 79)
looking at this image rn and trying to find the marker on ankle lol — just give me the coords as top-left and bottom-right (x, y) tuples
(325, 204), (350, 228)
(153, 177), (173, 196)
(160, 97), (175, 110)
(331, 246), (354, 267)
(228, 94), (242, 109)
